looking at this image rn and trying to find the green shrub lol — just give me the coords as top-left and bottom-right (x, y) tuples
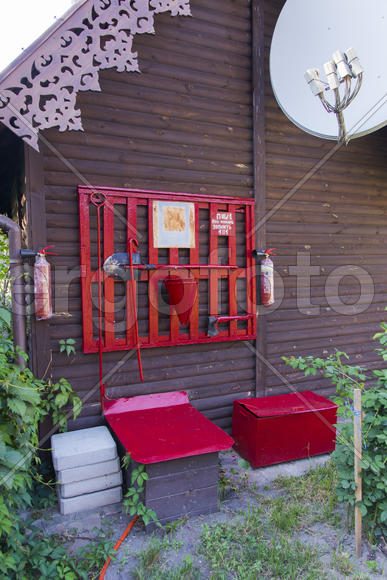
(0, 232), (11, 310)
(0, 312), (83, 577)
(284, 314), (387, 540)
(122, 453), (160, 527)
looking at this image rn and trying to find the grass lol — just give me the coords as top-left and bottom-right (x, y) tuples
(271, 459), (340, 527)
(331, 550), (355, 576)
(272, 459), (337, 503)
(132, 498), (325, 579)
(270, 496), (306, 533)
(130, 461), (342, 579)
(366, 560), (384, 576)
(365, 559), (384, 575)
(87, 458), (376, 580)
(134, 539), (164, 575)
(164, 517), (188, 535)
(49, 527), (116, 580)
(199, 505), (324, 579)
(132, 538), (199, 580)
(218, 465), (239, 502)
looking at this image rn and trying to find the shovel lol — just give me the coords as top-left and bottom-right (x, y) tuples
(103, 252), (142, 281)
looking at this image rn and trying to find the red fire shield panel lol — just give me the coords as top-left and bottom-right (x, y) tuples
(78, 186), (257, 353)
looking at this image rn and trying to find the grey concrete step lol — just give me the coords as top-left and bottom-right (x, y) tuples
(59, 486), (123, 515)
(57, 457), (120, 484)
(58, 470), (123, 499)
(51, 426), (117, 471)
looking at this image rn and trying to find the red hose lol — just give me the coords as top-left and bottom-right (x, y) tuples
(99, 515), (139, 579)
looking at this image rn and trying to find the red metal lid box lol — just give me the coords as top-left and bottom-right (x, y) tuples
(232, 391), (338, 469)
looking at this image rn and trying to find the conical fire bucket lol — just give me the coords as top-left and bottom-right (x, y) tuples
(164, 275), (198, 327)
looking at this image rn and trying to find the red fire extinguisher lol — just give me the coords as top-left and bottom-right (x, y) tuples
(34, 246), (55, 320)
(260, 248), (276, 307)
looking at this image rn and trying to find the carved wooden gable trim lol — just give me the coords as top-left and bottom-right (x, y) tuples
(0, 0), (191, 151)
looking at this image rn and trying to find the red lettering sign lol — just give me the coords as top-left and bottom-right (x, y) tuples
(211, 212), (235, 236)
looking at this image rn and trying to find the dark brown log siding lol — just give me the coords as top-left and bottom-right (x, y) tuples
(264, 0), (387, 397)
(40, 0), (255, 431)
(28, 0), (387, 435)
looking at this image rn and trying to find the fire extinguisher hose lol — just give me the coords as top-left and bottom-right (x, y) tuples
(99, 515), (138, 579)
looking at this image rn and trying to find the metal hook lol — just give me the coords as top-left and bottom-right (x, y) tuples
(90, 191), (107, 207)
(128, 237), (139, 251)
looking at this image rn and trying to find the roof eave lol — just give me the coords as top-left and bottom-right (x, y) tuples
(0, 0), (88, 84)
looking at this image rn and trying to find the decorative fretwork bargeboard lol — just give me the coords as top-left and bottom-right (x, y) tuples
(0, 0), (191, 150)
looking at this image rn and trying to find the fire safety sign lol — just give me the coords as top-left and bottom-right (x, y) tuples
(153, 200), (195, 248)
(211, 212), (235, 236)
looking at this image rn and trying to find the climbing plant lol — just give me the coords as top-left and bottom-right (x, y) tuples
(59, 337), (76, 358)
(0, 308), (83, 577)
(284, 314), (387, 540)
(0, 232), (10, 308)
(122, 453), (160, 527)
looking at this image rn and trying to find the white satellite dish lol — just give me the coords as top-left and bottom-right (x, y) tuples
(270, 0), (387, 140)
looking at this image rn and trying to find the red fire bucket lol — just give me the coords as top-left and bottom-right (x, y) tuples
(164, 275), (198, 327)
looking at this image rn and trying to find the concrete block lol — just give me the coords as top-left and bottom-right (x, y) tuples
(51, 426), (117, 471)
(59, 486), (122, 516)
(58, 470), (123, 498)
(57, 457), (120, 484)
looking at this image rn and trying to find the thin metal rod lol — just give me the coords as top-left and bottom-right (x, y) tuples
(354, 388), (363, 558)
(342, 77), (352, 109)
(347, 74), (363, 107)
(215, 314), (254, 322)
(336, 110), (347, 143)
(135, 264), (239, 270)
(316, 69), (363, 143)
(95, 203), (106, 404)
(128, 238), (144, 382)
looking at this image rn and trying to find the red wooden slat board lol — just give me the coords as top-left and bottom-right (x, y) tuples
(79, 186), (257, 353)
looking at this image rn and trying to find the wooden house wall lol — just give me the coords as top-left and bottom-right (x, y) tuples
(29, 0), (256, 432)
(24, 0), (387, 435)
(263, 0), (387, 398)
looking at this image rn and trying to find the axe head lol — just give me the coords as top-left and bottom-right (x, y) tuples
(207, 316), (219, 337)
(103, 252), (142, 281)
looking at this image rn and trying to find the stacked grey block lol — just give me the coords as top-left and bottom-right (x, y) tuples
(51, 426), (122, 515)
